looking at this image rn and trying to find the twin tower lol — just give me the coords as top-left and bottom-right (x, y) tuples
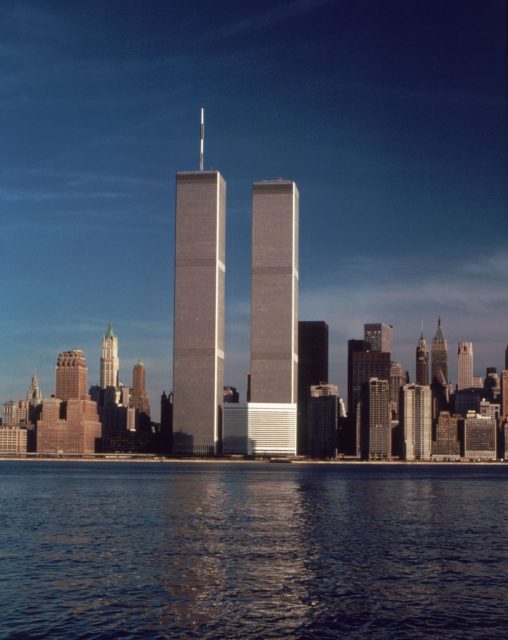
(173, 171), (299, 456)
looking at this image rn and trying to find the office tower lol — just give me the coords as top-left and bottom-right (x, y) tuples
(400, 384), (432, 460)
(250, 180), (298, 404)
(172, 171), (226, 455)
(36, 396), (101, 454)
(223, 179), (299, 458)
(431, 318), (448, 385)
(131, 361), (150, 416)
(432, 411), (461, 458)
(298, 321), (329, 455)
(501, 371), (508, 420)
(463, 412), (496, 460)
(506, 345), (508, 371)
(55, 349), (87, 401)
(415, 331), (429, 386)
(160, 391), (173, 454)
(453, 388), (481, 417)
(457, 341), (473, 390)
(364, 323), (393, 353)
(308, 383), (339, 458)
(100, 324), (119, 389)
(357, 378), (391, 460)
(483, 367), (500, 401)
(348, 344), (391, 417)
(26, 373), (42, 407)
(389, 361), (408, 415)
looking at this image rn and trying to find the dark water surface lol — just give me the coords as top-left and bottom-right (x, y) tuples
(1, 461), (507, 639)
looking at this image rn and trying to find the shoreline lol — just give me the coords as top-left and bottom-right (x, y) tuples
(0, 455), (505, 466)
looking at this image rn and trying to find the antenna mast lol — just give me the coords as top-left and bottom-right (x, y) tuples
(199, 107), (205, 171)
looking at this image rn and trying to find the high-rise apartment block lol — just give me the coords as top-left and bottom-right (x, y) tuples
(55, 350), (87, 401)
(400, 384), (432, 460)
(415, 331), (429, 386)
(131, 361), (150, 416)
(297, 321), (329, 455)
(100, 324), (119, 389)
(172, 171), (226, 455)
(250, 180), (299, 404)
(457, 341), (473, 390)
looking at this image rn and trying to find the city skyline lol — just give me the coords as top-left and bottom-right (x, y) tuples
(2, 1), (507, 417)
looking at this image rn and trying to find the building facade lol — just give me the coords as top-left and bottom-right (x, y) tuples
(416, 331), (429, 386)
(55, 350), (87, 401)
(357, 378), (391, 460)
(431, 318), (448, 385)
(457, 341), (474, 391)
(364, 323), (393, 353)
(432, 411), (462, 459)
(297, 321), (329, 455)
(172, 171), (226, 455)
(463, 412), (497, 460)
(100, 324), (119, 389)
(308, 383), (338, 458)
(400, 384), (432, 460)
(250, 180), (299, 405)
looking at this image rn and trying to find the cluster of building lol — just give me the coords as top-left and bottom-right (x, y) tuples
(2, 157), (507, 461)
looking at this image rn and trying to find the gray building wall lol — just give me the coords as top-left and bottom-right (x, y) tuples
(172, 171), (226, 455)
(250, 180), (298, 404)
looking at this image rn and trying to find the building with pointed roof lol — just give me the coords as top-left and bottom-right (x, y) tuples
(100, 323), (119, 389)
(416, 331), (429, 386)
(431, 318), (448, 385)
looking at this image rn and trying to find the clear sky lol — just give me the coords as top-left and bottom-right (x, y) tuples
(1, 0), (507, 419)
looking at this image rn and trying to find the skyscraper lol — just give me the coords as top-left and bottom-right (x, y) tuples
(131, 361), (150, 417)
(308, 383), (339, 458)
(223, 179), (299, 458)
(431, 318), (448, 385)
(415, 331), (429, 386)
(297, 321), (329, 455)
(250, 180), (298, 404)
(55, 349), (87, 401)
(357, 377), (391, 460)
(457, 341), (474, 390)
(100, 324), (119, 389)
(400, 384), (432, 461)
(364, 323), (393, 353)
(26, 373), (42, 407)
(172, 171), (226, 455)
(501, 370), (508, 421)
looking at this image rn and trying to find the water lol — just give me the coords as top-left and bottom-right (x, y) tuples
(1, 461), (507, 639)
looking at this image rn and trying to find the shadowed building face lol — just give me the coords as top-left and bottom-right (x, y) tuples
(172, 171), (226, 455)
(250, 180), (299, 404)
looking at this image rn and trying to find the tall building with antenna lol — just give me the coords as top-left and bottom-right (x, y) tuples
(172, 109), (226, 455)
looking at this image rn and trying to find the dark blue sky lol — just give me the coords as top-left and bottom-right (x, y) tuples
(2, 0), (507, 416)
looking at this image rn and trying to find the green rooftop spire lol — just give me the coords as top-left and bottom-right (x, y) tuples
(106, 323), (115, 339)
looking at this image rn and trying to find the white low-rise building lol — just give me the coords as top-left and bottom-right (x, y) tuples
(223, 403), (297, 456)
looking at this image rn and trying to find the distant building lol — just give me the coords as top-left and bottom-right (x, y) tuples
(483, 367), (500, 402)
(100, 324), (119, 389)
(172, 171), (226, 456)
(400, 384), (432, 461)
(357, 378), (391, 460)
(432, 411), (462, 459)
(431, 318), (448, 385)
(415, 331), (429, 386)
(224, 386), (240, 403)
(453, 388), (482, 417)
(298, 321), (329, 455)
(160, 391), (173, 453)
(55, 349), (87, 401)
(364, 323), (393, 353)
(308, 383), (339, 458)
(131, 361), (150, 423)
(37, 350), (101, 454)
(457, 341), (474, 391)
(223, 403), (297, 456)
(389, 361), (408, 419)
(463, 412), (496, 460)
(501, 370), (508, 421)
(0, 426), (27, 454)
